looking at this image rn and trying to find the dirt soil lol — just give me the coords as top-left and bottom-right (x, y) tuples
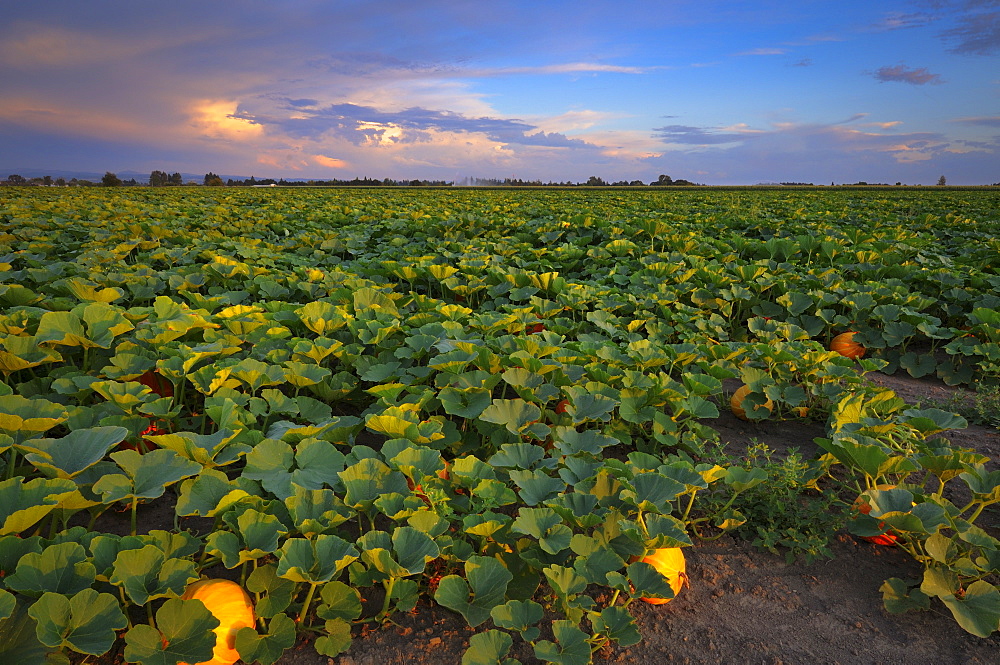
(93, 372), (1000, 665)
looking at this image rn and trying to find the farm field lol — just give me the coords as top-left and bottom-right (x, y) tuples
(0, 186), (999, 664)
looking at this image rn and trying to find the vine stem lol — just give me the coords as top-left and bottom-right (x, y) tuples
(297, 582), (319, 626)
(965, 499), (997, 524)
(130, 497), (139, 536)
(680, 490), (698, 522)
(379, 576), (397, 621)
(198, 517), (223, 567)
(119, 587), (134, 629)
(5, 451), (17, 480)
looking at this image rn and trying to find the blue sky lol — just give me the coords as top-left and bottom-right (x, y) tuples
(1, 1), (998, 184)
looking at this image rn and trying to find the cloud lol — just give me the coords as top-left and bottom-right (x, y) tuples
(952, 115), (1000, 126)
(467, 62), (654, 76)
(872, 64), (945, 85)
(734, 48), (787, 56)
(651, 116), (950, 162)
(941, 10), (1000, 54)
(652, 125), (758, 145)
(790, 58), (814, 67)
(530, 110), (621, 134)
(190, 101), (264, 142)
(639, 115), (995, 184)
(313, 155), (349, 169)
(862, 120), (905, 129)
(870, 12), (939, 31)
(238, 100), (597, 150)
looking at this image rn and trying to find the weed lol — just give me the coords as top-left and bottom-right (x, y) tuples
(706, 442), (849, 564)
(925, 383), (1000, 430)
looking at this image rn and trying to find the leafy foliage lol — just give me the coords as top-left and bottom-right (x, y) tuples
(0, 186), (998, 662)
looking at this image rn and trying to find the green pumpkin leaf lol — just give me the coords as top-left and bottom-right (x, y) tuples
(939, 580), (1000, 638)
(960, 464), (1000, 501)
(392, 526), (440, 575)
(234, 613), (296, 665)
(316, 581), (363, 622)
(276, 535), (359, 584)
(462, 629), (517, 665)
(339, 458), (409, 510)
(512, 507), (572, 555)
(23, 426), (127, 479)
(28, 589), (127, 655)
(434, 555), (513, 627)
(123, 598), (218, 665)
(628, 560), (676, 603)
(311, 617), (352, 657)
(4, 542), (96, 597)
(145, 429), (247, 468)
(491, 599), (543, 642)
(902, 408), (967, 436)
(899, 352), (937, 378)
(0, 589), (14, 620)
(508, 469), (565, 506)
(591, 605), (641, 647)
(550, 426), (616, 456)
(0, 395), (68, 445)
(175, 468), (252, 517)
(489, 443), (546, 470)
(285, 486), (352, 536)
(93, 449), (201, 503)
(533, 619), (591, 665)
(724, 466), (767, 492)
(245, 564), (296, 619)
(880, 577), (931, 614)
(109, 544), (198, 606)
(0, 597), (55, 662)
(0, 477), (77, 536)
(479, 399), (542, 435)
(621, 472), (686, 512)
(563, 388), (618, 425)
(543, 564), (588, 599)
(439, 386), (492, 419)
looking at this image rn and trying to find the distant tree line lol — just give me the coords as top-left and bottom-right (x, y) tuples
(2, 174), (98, 187)
(149, 171), (184, 186)
(225, 176), (453, 187)
(460, 174), (700, 187)
(7, 171), (996, 188)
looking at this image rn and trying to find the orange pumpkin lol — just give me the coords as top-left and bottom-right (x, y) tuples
(830, 332), (865, 359)
(730, 385), (773, 421)
(138, 369), (174, 397)
(853, 486), (900, 546)
(180, 579), (255, 665)
(634, 548), (687, 605)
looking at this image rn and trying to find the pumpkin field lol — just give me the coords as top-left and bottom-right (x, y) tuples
(0, 186), (998, 664)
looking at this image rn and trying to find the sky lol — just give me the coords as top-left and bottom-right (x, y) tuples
(1, 0), (998, 185)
